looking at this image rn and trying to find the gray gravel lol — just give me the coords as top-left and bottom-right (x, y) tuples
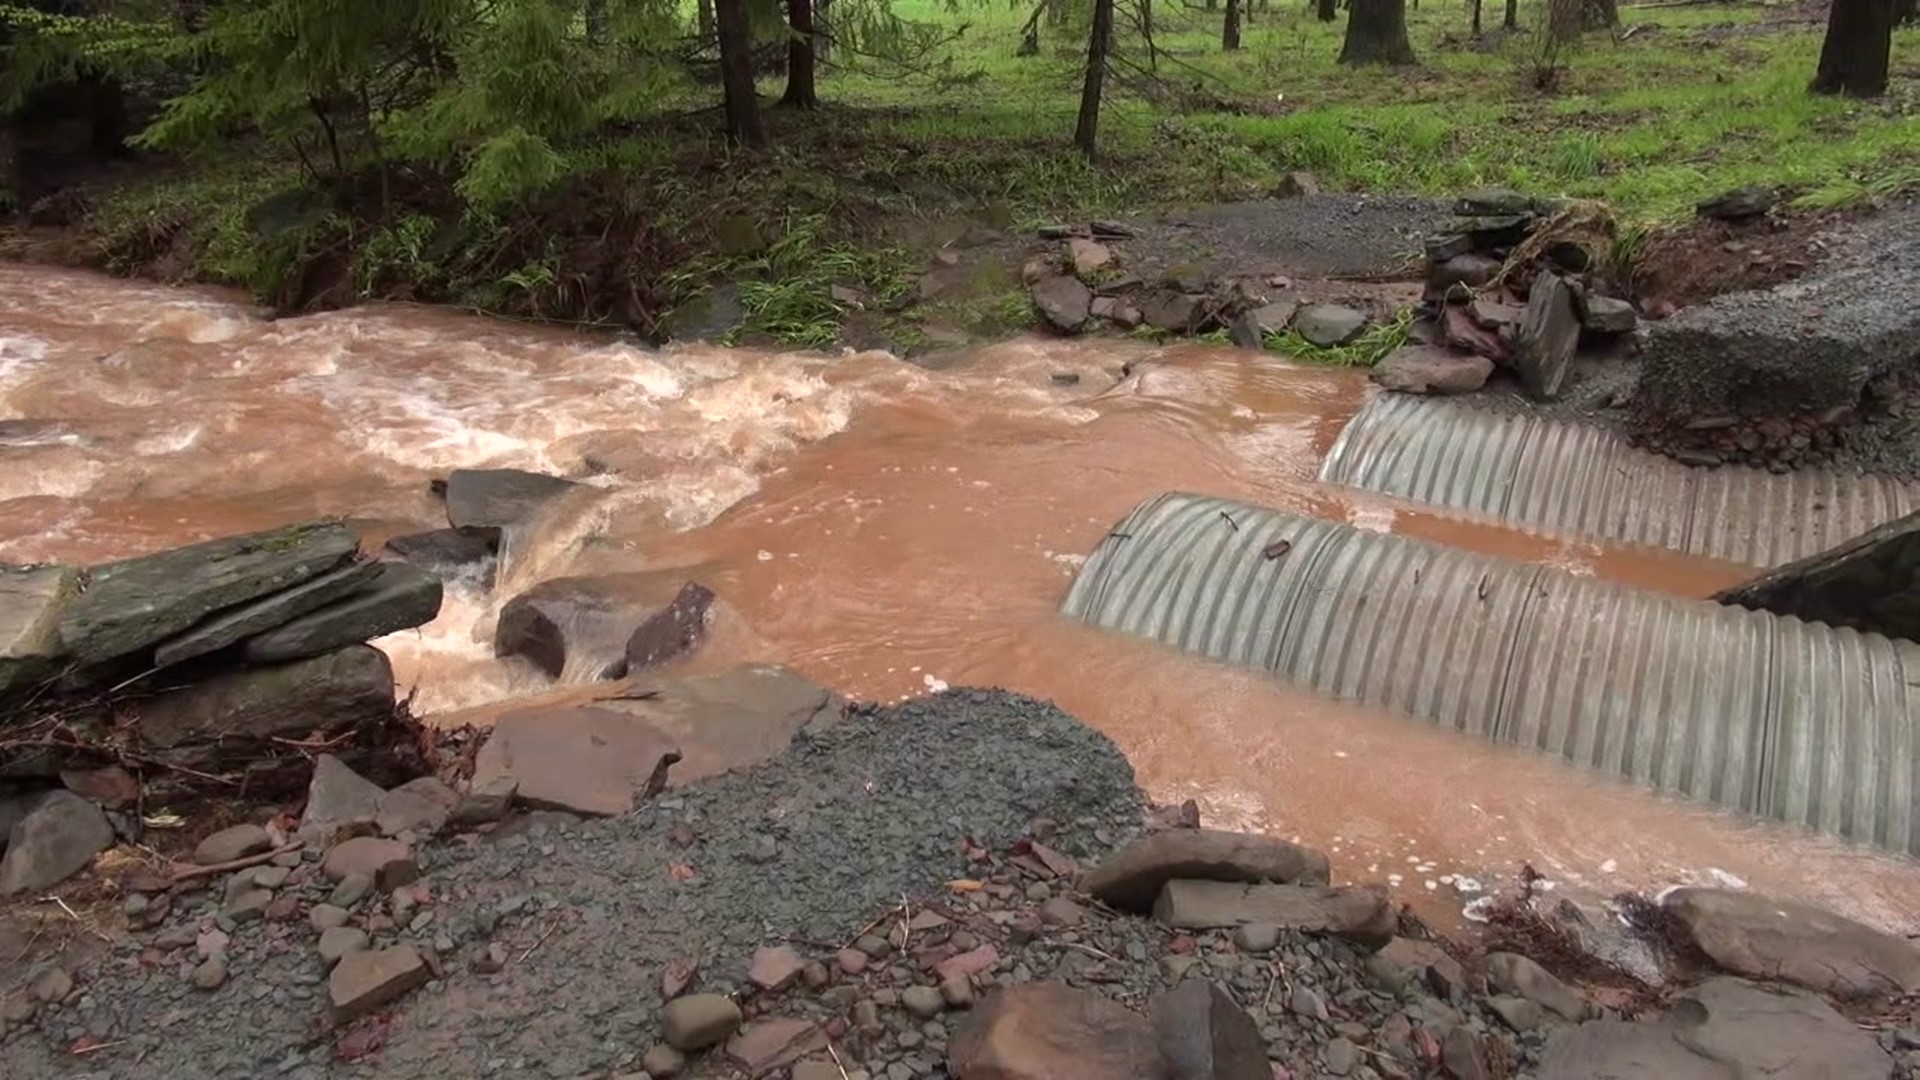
(0, 689), (1143, 1079)
(1155, 195), (1449, 278)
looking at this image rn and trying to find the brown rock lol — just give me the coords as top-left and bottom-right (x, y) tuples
(1151, 978), (1268, 1080)
(1032, 274), (1094, 334)
(1371, 345), (1494, 396)
(936, 945), (1001, 983)
(1441, 304), (1510, 362)
(836, 948), (868, 976)
(1082, 829), (1330, 913)
(1039, 896), (1086, 927)
(59, 766), (139, 809)
(1442, 1026), (1491, 1080)
(322, 837), (417, 891)
(470, 705), (680, 817)
(317, 926), (370, 968)
(194, 823), (271, 866)
(446, 777), (517, 830)
(725, 1017), (825, 1075)
(1068, 238), (1115, 278)
(1665, 887), (1920, 999)
(661, 993), (741, 1050)
(748, 945), (806, 992)
(1152, 880), (1394, 950)
(1426, 254), (1501, 299)
(1274, 171), (1320, 198)
(298, 753), (385, 844)
(1379, 937), (1468, 998)
(1486, 951), (1590, 1022)
(375, 776), (460, 838)
(328, 946), (429, 1024)
(949, 982), (1171, 1079)
(1140, 291), (1205, 334)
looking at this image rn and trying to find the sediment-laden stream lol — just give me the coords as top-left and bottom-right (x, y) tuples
(4, 263), (1917, 932)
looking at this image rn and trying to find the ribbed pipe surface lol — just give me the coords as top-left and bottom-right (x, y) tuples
(1062, 492), (1920, 855)
(1317, 394), (1920, 566)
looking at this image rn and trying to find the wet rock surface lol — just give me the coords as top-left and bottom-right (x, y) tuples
(1664, 886), (1920, 998)
(1714, 507), (1920, 642)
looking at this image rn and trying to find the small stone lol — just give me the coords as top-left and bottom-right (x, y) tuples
(898, 1029), (924, 1050)
(1024, 882), (1050, 902)
(1039, 896), (1085, 927)
(1324, 1036), (1358, 1076)
(1232, 924), (1281, 954)
(661, 993), (743, 1051)
(322, 837), (417, 891)
(250, 865), (290, 889)
(1274, 171), (1320, 198)
(29, 967), (72, 1003)
(940, 974), (974, 1008)
(1487, 994), (1543, 1032)
(854, 999), (882, 1034)
(225, 888), (274, 922)
(1068, 238), (1114, 278)
(641, 1044), (686, 1078)
(1696, 185), (1775, 221)
(191, 956), (227, 991)
(837, 948), (870, 976)
(856, 933), (892, 959)
(1579, 294), (1637, 335)
(196, 928), (230, 959)
(802, 961), (830, 990)
(1289, 984), (1328, 1021)
(310, 904), (350, 931)
(194, 823), (271, 866)
(330, 872), (374, 908)
(318, 927), (370, 968)
(748, 945), (807, 992)
(1293, 303), (1368, 348)
(901, 985), (946, 1019)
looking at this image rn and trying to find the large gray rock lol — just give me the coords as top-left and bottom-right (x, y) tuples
(1141, 291), (1205, 333)
(442, 468), (577, 532)
(1032, 275), (1093, 334)
(242, 562), (442, 663)
(1292, 303), (1368, 348)
(1082, 829), (1330, 913)
(470, 705), (681, 817)
(1664, 887), (1920, 998)
(0, 789), (114, 894)
(1536, 977), (1894, 1080)
(1513, 273), (1579, 400)
(153, 560), (381, 668)
(135, 646), (395, 749)
(1635, 203), (1920, 423)
(297, 754), (386, 844)
(0, 564), (76, 694)
(1713, 507), (1920, 642)
(55, 522), (358, 666)
(494, 573), (708, 681)
(381, 529), (497, 587)
(1484, 951), (1589, 1022)
(1151, 979), (1268, 1080)
(1696, 185), (1775, 222)
(1371, 345), (1493, 396)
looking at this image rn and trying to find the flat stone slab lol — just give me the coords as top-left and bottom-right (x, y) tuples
(1665, 887), (1920, 999)
(56, 521), (358, 666)
(443, 468), (577, 531)
(154, 560), (381, 668)
(243, 562), (442, 663)
(471, 705), (681, 817)
(1152, 880), (1393, 949)
(329, 946), (429, 1024)
(298, 754), (386, 844)
(950, 982), (1171, 1079)
(135, 646), (394, 749)
(1371, 345), (1493, 396)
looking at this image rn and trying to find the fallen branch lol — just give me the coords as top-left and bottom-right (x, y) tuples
(165, 842), (303, 886)
(39, 895), (112, 943)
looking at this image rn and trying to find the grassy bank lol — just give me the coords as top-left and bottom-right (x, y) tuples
(40, 1), (1920, 344)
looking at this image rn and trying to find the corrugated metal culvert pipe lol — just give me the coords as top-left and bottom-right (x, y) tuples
(1317, 394), (1920, 566)
(1061, 492), (1920, 856)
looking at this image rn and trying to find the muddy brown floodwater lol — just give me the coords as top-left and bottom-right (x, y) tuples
(3, 264), (1917, 934)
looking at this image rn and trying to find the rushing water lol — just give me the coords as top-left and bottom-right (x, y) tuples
(4, 263), (1918, 933)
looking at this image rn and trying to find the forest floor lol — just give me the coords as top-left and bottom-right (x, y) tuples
(2, 0), (1915, 351)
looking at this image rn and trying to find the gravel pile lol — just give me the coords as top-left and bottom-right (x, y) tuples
(0, 690), (1144, 1079)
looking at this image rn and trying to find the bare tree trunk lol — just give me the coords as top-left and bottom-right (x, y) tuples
(1504, 0), (1518, 29)
(1583, 0), (1618, 28)
(715, 0), (767, 148)
(1224, 0), (1243, 47)
(1317, 0), (1337, 21)
(1074, 0), (1115, 159)
(1548, 0), (1582, 40)
(780, 0), (819, 108)
(1339, 0), (1416, 63)
(1140, 0), (1154, 36)
(1811, 0), (1894, 97)
(816, 0), (833, 61)
(1472, 0), (1482, 34)
(698, 0), (715, 41)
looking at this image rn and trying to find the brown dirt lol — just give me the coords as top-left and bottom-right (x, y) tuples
(1628, 204), (1866, 310)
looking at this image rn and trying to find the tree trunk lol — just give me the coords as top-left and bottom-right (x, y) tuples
(1339, 0), (1416, 63)
(698, 0), (715, 42)
(1811, 0), (1894, 97)
(1583, 0), (1618, 28)
(1224, 0), (1243, 48)
(715, 0), (767, 148)
(1897, 0), (1917, 24)
(780, 0), (819, 108)
(1548, 0), (1582, 40)
(816, 0), (833, 61)
(1472, 0), (1482, 35)
(1317, 0), (1337, 21)
(1140, 0), (1154, 37)
(1074, 0), (1115, 159)
(1504, 0), (1518, 30)
(585, 0), (609, 43)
